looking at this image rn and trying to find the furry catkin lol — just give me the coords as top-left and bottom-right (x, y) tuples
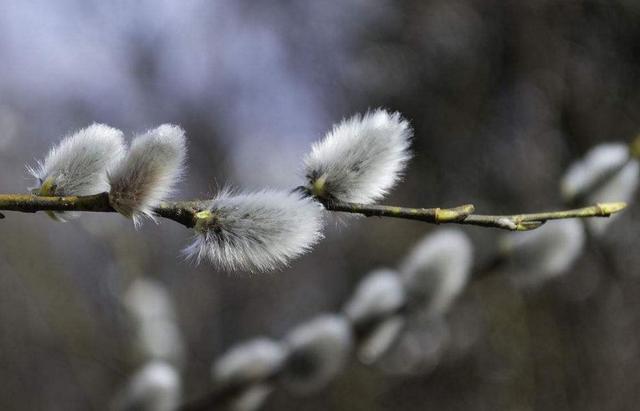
(28, 123), (126, 221)
(185, 190), (324, 272)
(304, 109), (412, 203)
(109, 124), (186, 226)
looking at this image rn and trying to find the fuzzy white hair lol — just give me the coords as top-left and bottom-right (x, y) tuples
(399, 229), (473, 317)
(343, 269), (406, 324)
(109, 124), (186, 226)
(212, 338), (288, 385)
(281, 314), (353, 394)
(111, 361), (181, 411)
(184, 190), (324, 272)
(28, 123), (126, 221)
(561, 143), (639, 235)
(304, 108), (412, 203)
(124, 278), (185, 368)
(502, 219), (585, 287)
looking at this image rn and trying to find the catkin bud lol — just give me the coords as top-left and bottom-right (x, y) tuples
(109, 124), (186, 226)
(185, 190), (324, 272)
(28, 123), (126, 221)
(304, 109), (412, 203)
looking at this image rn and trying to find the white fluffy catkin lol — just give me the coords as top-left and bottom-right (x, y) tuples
(28, 123), (126, 221)
(304, 109), (412, 203)
(185, 190), (324, 272)
(212, 338), (288, 385)
(109, 124), (186, 226)
(399, 228), (474, 318)
(343, 269), (406, 324)
(124, 278), (185, 368)
(561, 143), (638, 235)
(111, 361), (181, 411)
(281, 314), (353, 394)
(501, 219), (585, 287)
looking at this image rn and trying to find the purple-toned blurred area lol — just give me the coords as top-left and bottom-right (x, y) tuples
(1, 1), (640, 410)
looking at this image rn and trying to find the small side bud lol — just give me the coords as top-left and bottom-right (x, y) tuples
(435, 204), (475, 223)
(596, 201), (627, 215)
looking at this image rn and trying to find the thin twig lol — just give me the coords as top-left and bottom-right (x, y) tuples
(0, 193), (627, 231)
(323, 200), (627, 231)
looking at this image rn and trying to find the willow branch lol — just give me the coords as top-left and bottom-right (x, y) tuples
(322, 200), (627, 231)
(0, 193), (203, 228)
(0, 193), (627, 232)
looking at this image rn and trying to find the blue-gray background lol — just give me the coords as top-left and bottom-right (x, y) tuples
(1, 1), (640, 410)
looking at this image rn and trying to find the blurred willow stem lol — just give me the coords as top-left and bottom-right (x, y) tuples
(0, 192), (627, 232)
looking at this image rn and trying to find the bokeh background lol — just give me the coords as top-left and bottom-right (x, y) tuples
(1, 1), (640, 410)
